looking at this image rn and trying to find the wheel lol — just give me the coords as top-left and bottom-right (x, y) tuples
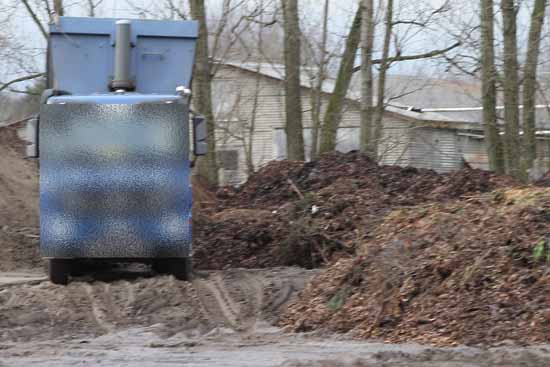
(152, 258), (192, 281)
(48, 259), (71, 285)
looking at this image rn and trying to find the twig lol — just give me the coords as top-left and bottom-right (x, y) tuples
(351, 42), (461, 73)
(0, 73), (45, 93)
(21, 0), (48, 39)
(287, 178), (304, 200)
(0, 115), (37, 128)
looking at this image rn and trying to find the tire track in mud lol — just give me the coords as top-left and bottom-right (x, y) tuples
(192, 269), (268, 331)
(193, 268), (316, 333)
(0, 267), (317, 341)
(193, 275), (241, 329)
(83, 283), (116, 333)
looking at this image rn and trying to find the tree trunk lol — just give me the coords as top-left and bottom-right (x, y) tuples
(310, 0), (330, 161)
(246, 68), (261, 175)
(500, 0), (522, 178)
(319, 6), (362, 153)
(245, 5), (265, 175)
(281, 0), (305, 161)
(53, 0), (64, 16)
(189, 0), (219, 186)
(480, 0), (505, 174)
(372, 0), (393, 160)
(522, 0), (546, 169)
(360, 0), (375, 157)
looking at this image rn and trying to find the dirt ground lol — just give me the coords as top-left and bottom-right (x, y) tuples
(0, 125), (40, 273)
(4, 329), (550, 367)
(0, 266), (314, 342)
(2, 269), (550, 367)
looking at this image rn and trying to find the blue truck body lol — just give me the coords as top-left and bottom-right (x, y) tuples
(48, 17), (198, 94)
(35, 17), (202, 283)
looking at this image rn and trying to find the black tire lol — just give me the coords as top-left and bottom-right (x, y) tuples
(152, 258), (192, 281)
(49, 259), (71, 285)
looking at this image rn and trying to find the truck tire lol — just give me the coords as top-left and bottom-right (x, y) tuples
(152, 258), (192, 281)
(49, 259), (71, 285)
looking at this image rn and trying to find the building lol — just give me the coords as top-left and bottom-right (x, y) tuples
(211, 62), (486, 185)
(378, 75), (550, 175)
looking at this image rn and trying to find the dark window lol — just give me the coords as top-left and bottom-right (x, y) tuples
(217, 150), (239, 171)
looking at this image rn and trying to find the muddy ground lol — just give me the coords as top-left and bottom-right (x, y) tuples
(0, 267), (312, 342)
(0, 125), (40, 273)
(2, 269), (550, 366)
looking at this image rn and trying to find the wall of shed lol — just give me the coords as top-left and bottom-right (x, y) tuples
(407, 127), (461, 172)
(210, 65), (481, 184)
(457, 134), (489, 170)
(212, 65), (393, 184)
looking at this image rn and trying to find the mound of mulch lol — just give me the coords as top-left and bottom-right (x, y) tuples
(193, 208), (342, 270)
(219, 152), (518, 208)
(281, 188), (550, 346)
(534, 171), (550, 187)
(193, 152), (520, 271)
(0, 124), (40, 271)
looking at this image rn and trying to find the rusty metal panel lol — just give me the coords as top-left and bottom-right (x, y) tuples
(39, 103), (191, 258)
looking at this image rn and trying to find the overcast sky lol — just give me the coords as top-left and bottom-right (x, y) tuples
(0, 0), (463, 84)
(6, 0), (546, 94)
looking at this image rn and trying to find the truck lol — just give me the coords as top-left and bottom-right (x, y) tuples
(26, 17), (206, 285)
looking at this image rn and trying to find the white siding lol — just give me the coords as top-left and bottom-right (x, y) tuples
(211, 65), (376, 184)
(408, 128), (461, 172)
(211, 65), (486, 183)
(378, 120), (412, 167)
(458, 134), (489, 170)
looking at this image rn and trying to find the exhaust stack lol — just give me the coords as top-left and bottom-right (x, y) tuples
(111, 20), (134, 91)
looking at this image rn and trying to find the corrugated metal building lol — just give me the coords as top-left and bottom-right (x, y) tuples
(211, 62), (486, 185)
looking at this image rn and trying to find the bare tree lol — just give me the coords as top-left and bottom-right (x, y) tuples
(319, 5), (362, 153)
(320, 0), (459, 154)
(480, 0), (505, 173)
(522, 0), (547, 169)
(500, 0), (522, 178)
(53, 0), (64, 16)
(243, 3), (267, 174)
(309, 0), (329, 161)
(281, 0), (305, 161)
(189, 0), (219, 186)
(0, 1), (56, 93)
(372, 0), (394, 158)
(360, 0), (374, 156)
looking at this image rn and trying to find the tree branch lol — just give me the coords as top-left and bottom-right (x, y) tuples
(352, 42), (461, 73)
(8, 88), (41, 95)
(443, 55), (479, 77)
(0, 115), (37, 128)
(42, 0), (53, 23)
(0, 73), (45, 93)
(21, 0), (48, 39)
(166, 0), (187, 19)
(392, 20), (426, 27)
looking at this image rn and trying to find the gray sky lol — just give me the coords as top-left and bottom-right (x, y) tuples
(0, 0), (460, 85)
